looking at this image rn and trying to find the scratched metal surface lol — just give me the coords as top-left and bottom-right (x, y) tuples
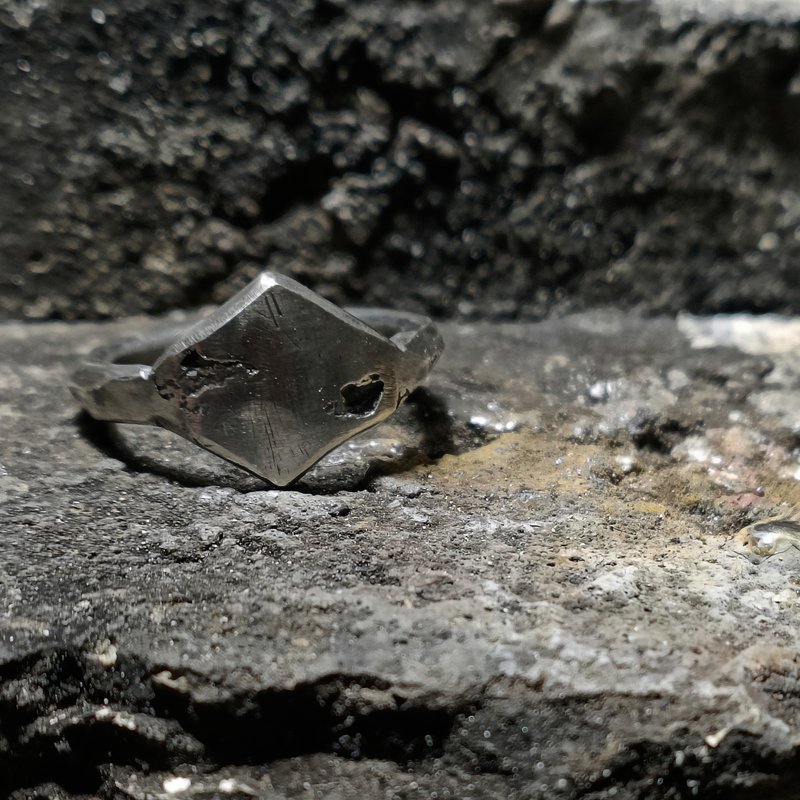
(70, 273), (442, 486)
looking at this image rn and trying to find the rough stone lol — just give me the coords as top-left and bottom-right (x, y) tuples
(3, 0), (800, 320)
(3, 311), (800, 797)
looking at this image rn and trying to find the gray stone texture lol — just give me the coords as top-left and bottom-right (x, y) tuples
(3, 0), (800, 320)
(3, 311), (800, 797)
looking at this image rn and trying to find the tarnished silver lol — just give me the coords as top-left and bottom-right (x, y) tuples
(70, 272), (443, 486)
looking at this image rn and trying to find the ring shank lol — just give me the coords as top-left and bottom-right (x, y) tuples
(71, 307), (443, 426)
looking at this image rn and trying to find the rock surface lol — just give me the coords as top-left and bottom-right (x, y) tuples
(3, 311), (800, 798)
(3, 0), (800, 320)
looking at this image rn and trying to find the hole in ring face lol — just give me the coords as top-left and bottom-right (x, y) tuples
(335, 373), (385, 417)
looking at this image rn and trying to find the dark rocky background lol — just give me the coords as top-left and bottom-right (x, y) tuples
(2, 0), (800, 321)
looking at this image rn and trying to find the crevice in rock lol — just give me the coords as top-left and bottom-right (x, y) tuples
(630, 415), (698, 454)
(0, 650), (465, 796)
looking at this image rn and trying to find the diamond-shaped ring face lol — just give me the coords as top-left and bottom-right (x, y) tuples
(142, 273), (440, 486)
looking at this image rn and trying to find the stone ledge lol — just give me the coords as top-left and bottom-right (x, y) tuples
(2, 312), (800, 797)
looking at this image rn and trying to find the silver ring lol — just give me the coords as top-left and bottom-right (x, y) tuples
(70, 272), (444, 486)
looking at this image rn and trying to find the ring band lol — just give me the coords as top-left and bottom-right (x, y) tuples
(70, 272), (444, 486)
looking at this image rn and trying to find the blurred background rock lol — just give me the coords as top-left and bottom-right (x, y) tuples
(1, 0), (799, 321)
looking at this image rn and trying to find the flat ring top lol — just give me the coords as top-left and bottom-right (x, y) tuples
(71, 272), (443, 486)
